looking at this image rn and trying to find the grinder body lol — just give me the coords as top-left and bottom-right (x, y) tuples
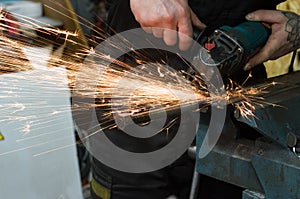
(194, 21), (270, 75)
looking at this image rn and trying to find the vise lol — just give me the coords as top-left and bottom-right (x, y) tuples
(191, 71), (300, 199)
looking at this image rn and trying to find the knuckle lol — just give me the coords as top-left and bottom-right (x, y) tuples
(162, 14), (173, 24)
(142, 17), (159, 27)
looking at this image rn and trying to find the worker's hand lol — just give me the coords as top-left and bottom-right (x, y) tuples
(244, 10), (300, 71)
(130, 0), (206, 51)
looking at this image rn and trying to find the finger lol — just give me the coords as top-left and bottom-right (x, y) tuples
(244, 49), (270, 70)
(178, 16), (193, 51)
(246, 10), (284, 23)
(163, 28), (177, 46)
(190, 9), (206, 29)
(142, 26), (153, 34)
(243, 39), (279, 70)
(152, 27), (164, 38)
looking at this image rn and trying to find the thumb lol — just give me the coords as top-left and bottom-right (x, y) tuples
(244, 34), (281, 70)
(190, 9), (206, 30)
(244, 54), (266, 71)
(244, 46), (271, 70)
(246, 10), (283, 23)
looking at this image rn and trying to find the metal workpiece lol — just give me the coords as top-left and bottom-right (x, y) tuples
(194, 71), (300, 199)
(196, 135), (264, 193)
(243, 190), (265, 199)
(235, 71), (300, 148)
(196, 129), (300, 199)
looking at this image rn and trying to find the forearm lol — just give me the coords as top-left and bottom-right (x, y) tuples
(281, 11), (300, 49)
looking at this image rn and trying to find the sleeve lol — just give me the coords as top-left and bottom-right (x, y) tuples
(189, 0), (286, 32)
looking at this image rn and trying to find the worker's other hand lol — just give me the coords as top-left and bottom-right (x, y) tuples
(130, 0), (206, 51)
(244, 10), (300, 71)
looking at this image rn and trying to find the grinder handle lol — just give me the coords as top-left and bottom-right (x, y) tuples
(220, 21), (271, 60)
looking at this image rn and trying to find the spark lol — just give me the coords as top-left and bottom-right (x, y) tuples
(0, 138), (59, 156)
(16, 125), (72, 142)
(0, 5), (278, 157)
(33, 142), (75, 157)
(23, 121), (32, 134)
